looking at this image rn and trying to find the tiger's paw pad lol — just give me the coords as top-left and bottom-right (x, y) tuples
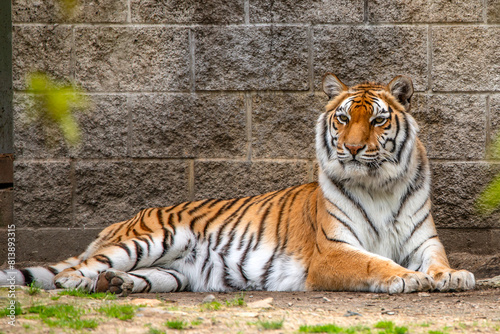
(386, 272), (435, 294)
(96, 270), (134, 297)
(434, 270), (475, 292)
(54, 273), (94, 291)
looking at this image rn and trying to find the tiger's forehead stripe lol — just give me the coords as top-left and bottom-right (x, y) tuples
(334, 95), (389, 117)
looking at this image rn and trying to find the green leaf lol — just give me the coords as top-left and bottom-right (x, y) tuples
(477, 174), (500, 214)
(24, 72), (90, 147)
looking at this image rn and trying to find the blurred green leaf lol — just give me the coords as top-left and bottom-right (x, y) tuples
(24, 72), (90, 147)
(477, 174), (500, 215)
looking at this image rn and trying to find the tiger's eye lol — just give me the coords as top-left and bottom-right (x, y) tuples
(373, 117), (386, 124)
(338, 115), (349, 123)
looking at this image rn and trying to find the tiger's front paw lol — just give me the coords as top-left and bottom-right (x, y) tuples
(95, 269), (134, 297)
(433, 270), (475, 292)
(54, 272), (94, 291)
(384, 271), (435, 294)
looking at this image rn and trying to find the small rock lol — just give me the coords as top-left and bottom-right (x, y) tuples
(381, 310), (396, 315)
(202, 294), (216, 303)
(477, 275), (500, 288)
(247, 297), (274, 309)
(323, 297), (331, 302)
(137, 307), (168, 314)
(235, 312), (258, 318)
(288, 302), (293, 307)
(418, 292), (431, 297)
(130, 298), (162, 307)
(344, 310), (362, 317)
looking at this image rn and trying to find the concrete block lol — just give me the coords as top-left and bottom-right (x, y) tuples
(194, 26), (309, 91)
(194, 160), (310, 200)
(0, 228), (101, 265)
(490, 229), (500, 253)
(488, 0), (500, 23)
(14, 161), (72, 227)
(14, 94), (128, 158)
(368, 0), (483, 22)
(74, 27), (190, 92)
(250, 0), (364, 23)
(432, 27), (500, 91)
(12, 25), (72, 90)
(411, 94), (487, 160)
(130, 93), (247, 158)
(313, 26), (428, 91)
(0, 189), (13, 228)
(431, 162), (500, 229)
(130, 0), (244, 23)
(12, 0), (128, 23)
(252, 92), (326, 159)
(75, 160), (189, 227)
(437, 228), (492, 255)
(489, 95), (500, 149)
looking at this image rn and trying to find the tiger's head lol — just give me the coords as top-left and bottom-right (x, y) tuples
(316, 74), (420, 187)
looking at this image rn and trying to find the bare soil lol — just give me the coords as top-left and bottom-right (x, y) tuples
(0, 285), (499, 334)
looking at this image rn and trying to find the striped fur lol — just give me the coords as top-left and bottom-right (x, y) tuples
(1, 74), (475, 294)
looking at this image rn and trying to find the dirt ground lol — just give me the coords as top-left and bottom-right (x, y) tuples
(0, 283), (499, 334)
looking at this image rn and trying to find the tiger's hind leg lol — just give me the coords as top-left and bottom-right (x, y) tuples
(95, 268), (189, 296)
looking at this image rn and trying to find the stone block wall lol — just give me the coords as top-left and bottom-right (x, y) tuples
(3, 0), (500, 266)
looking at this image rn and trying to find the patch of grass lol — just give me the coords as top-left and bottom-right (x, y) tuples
(428, 331), (446, 334)
(299, 324), (344, 333)
(58, 288), (117, 300)
(374, 321), (408, 334)
(191, 319), (203, 326)
(0, 301), (22, 317)
(50, 296), (61, 301)
(200, 300), (222, 311)
(225, 293), (246, 307)
(256, 319), (284, 330)
(147, 327), (165, 334)
(28, 304), (98, 330)
(98, 304), (136, 321)
(165, 319), (188, 330)
(27, 282), (42, 295)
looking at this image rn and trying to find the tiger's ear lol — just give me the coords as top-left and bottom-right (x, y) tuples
(322, 73), (348, 99)
(388, 75), (414, 111)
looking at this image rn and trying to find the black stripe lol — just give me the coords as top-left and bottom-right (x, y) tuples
(188, 198), (214, 215)
(321, 226), (352, 246)
(140, 212), (154, 233)
(190, 212), (208, 230)
(128, 273), (152, 293)
(280, 189), (302, 251)
(328, 177), (380, 238)
(395, 160), (424, 218)
(20, 269), (34, 286)
(253, 206), (271, 251)
(94, 254), (113, 267)
(47, 266), (59, 275)
(326, 209), (364, 248)
(239, 233), (255, 278)
(395, 113), (410, 163)
(156, 268), (184, 292)
(400, 235), (438, 267)
(261, 245), (280, 289)
(322, 114), (333, 159)
(116, 242), (132, 257)
(405, 212), (430, 244)
(237, 223), (251, 251)
(130, 240), (144, 271)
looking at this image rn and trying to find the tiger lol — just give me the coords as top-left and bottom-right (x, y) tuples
(1, 74), (475, 295)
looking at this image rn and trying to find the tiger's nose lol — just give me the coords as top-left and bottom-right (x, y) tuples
(344, 144), (365, 156)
